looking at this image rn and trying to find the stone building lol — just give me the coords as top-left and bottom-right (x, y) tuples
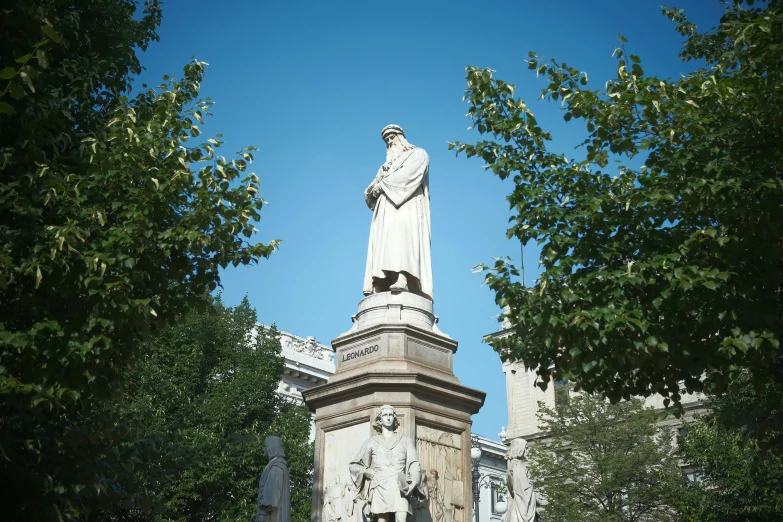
(497, 339), (705, 444)
(490, 315), (706, 481)
(273, 328), (334, 402)
(472, 435), (508, 522)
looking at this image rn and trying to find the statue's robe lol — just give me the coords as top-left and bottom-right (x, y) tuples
(255, 456), (291, 522)
(349, 433), (423, 515)
(506, 458), (536, 522)
(363, 148), (433, 300)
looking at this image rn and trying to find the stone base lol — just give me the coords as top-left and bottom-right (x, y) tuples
(339, 292), (451, 339)
(302, 292), (485, 522)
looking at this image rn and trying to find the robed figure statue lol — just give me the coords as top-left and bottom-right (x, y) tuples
(363, 125), (433, 301)
(255, 436), (291, 522)
(349, 405), (424, 522)
(505, 439), (537, 522)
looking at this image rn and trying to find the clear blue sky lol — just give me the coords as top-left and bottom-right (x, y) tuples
(135, 0), (726, 439)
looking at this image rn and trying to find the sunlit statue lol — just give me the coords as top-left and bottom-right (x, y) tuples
(363, 125), (433, 301)
(349, 405), (424, 522)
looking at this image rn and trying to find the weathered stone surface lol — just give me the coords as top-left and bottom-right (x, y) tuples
(302, 293), (485, 522)
(339, 292), (450, 338)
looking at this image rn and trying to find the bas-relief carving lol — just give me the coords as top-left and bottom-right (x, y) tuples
(323, 423), (372, 522)
(407, 339), (449, 369)
(279, 331), (333, 362)
(414, 425), (465, 522)
(324, 475), (365, 522)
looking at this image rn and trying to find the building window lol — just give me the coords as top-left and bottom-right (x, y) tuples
(490, 480), (506, 515)
(685, 471), (703, 485)
(554, 379), (570, 410)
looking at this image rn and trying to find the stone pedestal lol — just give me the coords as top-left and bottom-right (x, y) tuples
(302, 292), (485, 522)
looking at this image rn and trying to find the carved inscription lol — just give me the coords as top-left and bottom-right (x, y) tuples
(341, 344), (379, 363)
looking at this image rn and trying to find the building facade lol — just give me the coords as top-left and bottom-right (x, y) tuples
(273, 329), (334, 402)
(473, 435), (508, 522)
(490, 311), (705, 444)
(501, 355), (705, 443)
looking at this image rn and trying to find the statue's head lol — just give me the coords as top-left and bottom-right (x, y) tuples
(381, 124), (404, 143)
(373, 404), (400, 433)
(381, 124), (414, 165)
(507, 438), (528, 460)
(264, 435), (286, 458)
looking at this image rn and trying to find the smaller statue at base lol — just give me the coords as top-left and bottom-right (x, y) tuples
(505, 439), (538, 522)
(255, 436), (291, 522)
(349, 405), (424, 522)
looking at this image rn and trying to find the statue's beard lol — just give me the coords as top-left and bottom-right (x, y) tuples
(382, 139), (413, 171)
(386, 141), (405, 163)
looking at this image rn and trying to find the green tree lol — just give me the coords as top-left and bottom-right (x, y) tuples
(103, 296), (313, 522)
(1, 2), (278, 518)
(528, 391), (685, 522)
(676, 371), (783, 521)
(450, 0), (783, 422)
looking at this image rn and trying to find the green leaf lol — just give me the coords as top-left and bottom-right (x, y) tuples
(455, 2), (783, 448)
(41, 24), (61, 44)
(0, 101), (15, 115)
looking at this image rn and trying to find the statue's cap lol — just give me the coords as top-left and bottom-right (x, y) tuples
(381, 124), (405, 140)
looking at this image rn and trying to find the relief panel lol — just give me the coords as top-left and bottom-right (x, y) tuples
(414, 425), (466, 522)
(407, 339), (450, 370)
(323, 422), (372, 522)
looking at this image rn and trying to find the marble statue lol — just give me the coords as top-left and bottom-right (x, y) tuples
(363, 125), (433, 301)
(255, 436), (291, 522)
(505, 439), (537, 522)
(349, 405), (424, 522)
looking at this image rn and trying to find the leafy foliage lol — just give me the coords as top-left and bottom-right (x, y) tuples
(528, 391), (685, 522)
(0, 1), (279, 518)
(450, 0), (783, 418)
(676, 371), (783, 521)
(101, 296), (313, 522)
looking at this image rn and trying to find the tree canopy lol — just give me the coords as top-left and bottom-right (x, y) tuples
(527, 391), (685, 522)
(1, 1), (279, 518)
(676, 371), (783, 521)
(101, 296), (313, 522)
(451, 0), (783, 418)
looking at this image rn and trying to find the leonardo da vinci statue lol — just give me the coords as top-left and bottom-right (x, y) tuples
(363, 125), (433, 301)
